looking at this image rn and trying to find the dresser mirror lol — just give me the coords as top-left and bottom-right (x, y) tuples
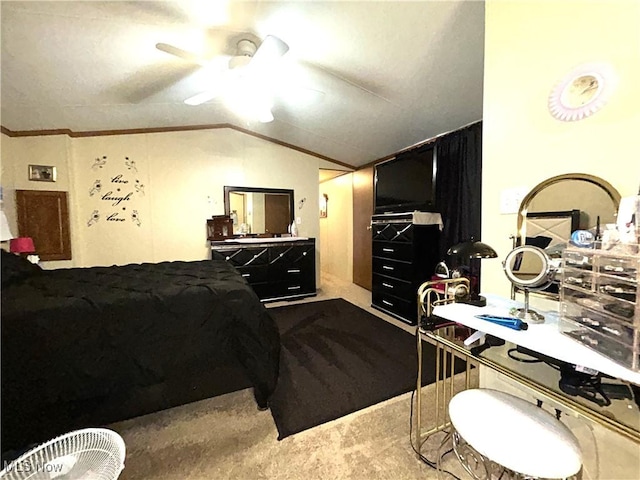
(514, 173), (621, 299)
(224, 186), (294, 236)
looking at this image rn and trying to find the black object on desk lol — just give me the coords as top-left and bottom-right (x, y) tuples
(470, 334), (506, 356)
(514, 345), (634, 408)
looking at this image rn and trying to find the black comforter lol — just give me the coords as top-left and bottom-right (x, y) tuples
(1, 252), (280, 452)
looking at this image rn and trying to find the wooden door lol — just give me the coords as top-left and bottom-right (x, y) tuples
(352, 166), (374, 290)
(16, 190), (72, 261)
(265, 193), (291, 234)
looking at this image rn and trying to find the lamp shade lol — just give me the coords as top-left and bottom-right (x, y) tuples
(0, 211), (14, 241)
(447, 239), (498, 259)
(10, 237), (36, 253)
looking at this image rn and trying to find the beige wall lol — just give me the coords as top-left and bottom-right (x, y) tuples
(1, 129), (322, 273)
(319, 173), (354, 283)
(0, 134), (76, 267)
(482, 0), (640, 299)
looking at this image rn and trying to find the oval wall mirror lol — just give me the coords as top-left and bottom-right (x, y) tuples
(515, 173), (621, 299)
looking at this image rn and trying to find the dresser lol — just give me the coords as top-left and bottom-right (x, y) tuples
(211, 238), (316, 302)
(371, 213), (441, 324)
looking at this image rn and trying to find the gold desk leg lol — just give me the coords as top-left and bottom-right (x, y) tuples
(415, 278), (469, 464)
(415, 279), (472, 462)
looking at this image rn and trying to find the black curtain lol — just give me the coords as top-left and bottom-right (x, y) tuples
(435, 122), (483, 265)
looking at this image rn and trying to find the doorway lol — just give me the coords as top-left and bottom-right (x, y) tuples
(265, 193), (291, 234)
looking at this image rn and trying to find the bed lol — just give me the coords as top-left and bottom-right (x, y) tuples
(1, 250), (281, 453)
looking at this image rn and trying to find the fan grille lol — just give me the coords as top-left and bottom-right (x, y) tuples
(0, 428), (125, 480)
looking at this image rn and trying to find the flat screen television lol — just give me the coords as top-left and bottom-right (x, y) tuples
(374, 145), (436, 214)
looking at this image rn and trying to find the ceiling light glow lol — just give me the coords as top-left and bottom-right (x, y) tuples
(183, 0), (230, 27)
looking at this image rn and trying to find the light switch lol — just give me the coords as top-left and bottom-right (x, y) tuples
(500, 187), (528, 214)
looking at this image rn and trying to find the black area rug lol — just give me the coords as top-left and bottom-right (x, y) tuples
(268, 298), (464, 440)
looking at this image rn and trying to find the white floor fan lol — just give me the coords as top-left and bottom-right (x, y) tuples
(0, 429), (125, 480)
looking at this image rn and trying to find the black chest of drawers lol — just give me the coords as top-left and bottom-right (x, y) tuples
(211, 238), (316, 302)
(371, 220), (440, 324)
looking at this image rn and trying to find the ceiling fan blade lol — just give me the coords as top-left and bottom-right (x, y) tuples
(184, 89), (221, 106)
(156, 43), (207, 66)
(250, 35), (289, 68)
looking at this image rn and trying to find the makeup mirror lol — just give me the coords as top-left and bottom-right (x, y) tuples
(503, 246), (556, 323)
(515, 173), (621, 299)
(224, 186), (294, 236)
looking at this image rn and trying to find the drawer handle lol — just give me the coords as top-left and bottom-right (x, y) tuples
(382, 299), (394, 307)
(287, 269), (301, 273)
(288, 285), (301, 291)
(382, 282), (393, 289)
(382, 265), (394, 271)
(242, 273), (250, 278)
(382, 248), (394, 253)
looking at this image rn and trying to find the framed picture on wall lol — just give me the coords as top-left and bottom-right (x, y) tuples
(28, 165), (57, 182)
(320, 193), (328, 218)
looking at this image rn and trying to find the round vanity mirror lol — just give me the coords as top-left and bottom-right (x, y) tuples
(503, 246), (556, 323)
(504, 246), (554, 290)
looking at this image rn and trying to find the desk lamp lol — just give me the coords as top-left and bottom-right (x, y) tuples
(447, 238), (498, 307)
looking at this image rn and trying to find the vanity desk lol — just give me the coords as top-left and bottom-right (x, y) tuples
(415, 290), (640, 461)
(211, 237), (316, 302)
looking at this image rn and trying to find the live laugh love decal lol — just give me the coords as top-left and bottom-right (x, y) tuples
(86, 155), (145, 227)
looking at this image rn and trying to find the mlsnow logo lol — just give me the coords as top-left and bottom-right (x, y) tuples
(3, 459), (64, 474)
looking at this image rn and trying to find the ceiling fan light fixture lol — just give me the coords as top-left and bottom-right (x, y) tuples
(258, 109), (274, 123)
(236, 39), (258, 57)
(251, 35), (289, 66)
(228, 55), (252, 70)
(184, 89), (220, 106)
(224, 89), (274, 123)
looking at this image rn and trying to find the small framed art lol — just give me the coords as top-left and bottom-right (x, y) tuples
(29, 165), (57, 182)
(320, 193), (328, 218)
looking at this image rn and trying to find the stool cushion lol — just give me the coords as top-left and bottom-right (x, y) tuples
(449, 389), (582, 479)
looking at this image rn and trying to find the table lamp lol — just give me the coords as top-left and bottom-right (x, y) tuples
(447, 238), (498, 307)
(10, 237), (36, 255)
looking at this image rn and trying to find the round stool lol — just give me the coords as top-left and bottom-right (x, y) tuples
(448, 389), (582, 479)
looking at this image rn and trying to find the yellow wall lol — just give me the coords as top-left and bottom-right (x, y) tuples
(319, 173), (354, 282)
(482, 0), (640, 298)
(1, 129), (322, 272)
(482, 2), (640, 477)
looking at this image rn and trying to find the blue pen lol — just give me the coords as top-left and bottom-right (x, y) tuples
(475, 315), (529, 331)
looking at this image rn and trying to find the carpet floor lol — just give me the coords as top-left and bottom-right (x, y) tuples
(268, 298), (463, 439)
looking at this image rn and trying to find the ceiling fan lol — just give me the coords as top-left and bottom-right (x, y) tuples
(156, 34), (290, 122)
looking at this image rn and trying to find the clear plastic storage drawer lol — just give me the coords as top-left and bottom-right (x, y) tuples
(560, 246), (639, 371)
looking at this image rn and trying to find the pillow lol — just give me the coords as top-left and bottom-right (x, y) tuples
(1, 249), (42, 287)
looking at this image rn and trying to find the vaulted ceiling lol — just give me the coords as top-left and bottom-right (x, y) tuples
(0, 1), (484, 168)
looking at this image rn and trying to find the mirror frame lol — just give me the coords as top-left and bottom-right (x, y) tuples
(516, 173), (621, 245)
(223, 186), (295, 235)
(513, 173), (621, 300)
(503, 245), (555, 289)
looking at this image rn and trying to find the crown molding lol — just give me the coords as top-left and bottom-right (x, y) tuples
(1, 124), (356, 170)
